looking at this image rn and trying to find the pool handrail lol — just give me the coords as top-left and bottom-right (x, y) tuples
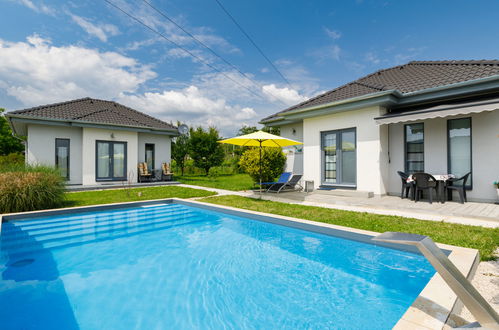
(373, 232), (499, 329)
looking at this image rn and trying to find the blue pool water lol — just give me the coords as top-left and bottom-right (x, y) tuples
(0, 203), (435, 329)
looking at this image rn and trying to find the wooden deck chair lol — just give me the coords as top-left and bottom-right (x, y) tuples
(161, 162), (174, 181)
(138, 162), (153, 182)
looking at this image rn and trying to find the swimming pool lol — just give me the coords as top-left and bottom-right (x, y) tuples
(0, 200), (436, 329)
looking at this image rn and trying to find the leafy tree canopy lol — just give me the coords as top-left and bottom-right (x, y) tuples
(172, 122), (190, 176)
(188, 126), (224, 175)
(0, 108), (25, 156)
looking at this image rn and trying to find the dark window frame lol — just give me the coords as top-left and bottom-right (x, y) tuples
(447, 117), (472, 189)
(95, 140), (128, 181)
(320, 127), (357, 188)
(55, 138), (70, 180)
(145, 143), (155, 172)
(404, 123), (425, 174)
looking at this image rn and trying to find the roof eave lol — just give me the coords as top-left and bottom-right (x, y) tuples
(260, 90), (399, 124)
(261, 74), (499, 125)
(5, 114), (180, 136)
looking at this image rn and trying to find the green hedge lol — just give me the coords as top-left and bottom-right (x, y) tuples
(0, 166), (66, 213)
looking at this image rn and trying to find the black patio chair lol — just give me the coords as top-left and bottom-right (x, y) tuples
(267, 174), (303, 193)
(397, 171), (413, 199)
(412, 173), (438, 204)
(446, 172), (471, 204)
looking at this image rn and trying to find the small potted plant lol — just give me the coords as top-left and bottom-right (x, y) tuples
(494, 181), (499, 200)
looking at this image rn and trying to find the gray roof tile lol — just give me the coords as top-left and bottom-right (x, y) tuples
(8, 98), (177, 131)
(263, 60), (499, 121)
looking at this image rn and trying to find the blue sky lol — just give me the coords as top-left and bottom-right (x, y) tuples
(1, 0), (499, 135)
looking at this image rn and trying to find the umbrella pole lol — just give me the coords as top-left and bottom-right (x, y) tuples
(259, 141), (262, 198)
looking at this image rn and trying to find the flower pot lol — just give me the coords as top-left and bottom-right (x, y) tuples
(496, 188), (499, 200)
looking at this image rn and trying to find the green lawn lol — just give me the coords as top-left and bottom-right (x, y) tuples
(200, 195), (499, 261)
(175, 174), (254, 191)
(65, 186), (216, 207)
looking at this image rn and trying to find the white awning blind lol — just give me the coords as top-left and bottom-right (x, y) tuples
(375, 98), (499, 125)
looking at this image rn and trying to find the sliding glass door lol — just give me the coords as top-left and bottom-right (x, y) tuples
(322, 128), (356, 186)
(96, 141), (127, 181)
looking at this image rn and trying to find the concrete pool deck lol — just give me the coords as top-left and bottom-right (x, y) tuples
(177, 184), (499, 228)
(1, 198), (486, 329)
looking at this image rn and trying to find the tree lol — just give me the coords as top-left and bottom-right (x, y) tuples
(172, 131), (189, 176)
(188, 126), (224, 175)
(0, 108), (25, 155)
(239, 147), (286, 183)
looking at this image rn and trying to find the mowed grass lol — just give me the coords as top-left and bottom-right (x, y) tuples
(65, 186), (216, 207)
(200, 195), (499, 261)
(176, 174), (254, 191)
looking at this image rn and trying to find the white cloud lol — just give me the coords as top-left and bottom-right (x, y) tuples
(117, 86), (257, 134)
(308, 45), (341, 61)
(0, 35), (261, 135)
(0, 35), (155, 106)
(324, 28), (342, 40)
(365, 51), (381, 64)
(12, 0), (55, 15)
(262, 84), (308, 106)
(71, 14), (120, 42)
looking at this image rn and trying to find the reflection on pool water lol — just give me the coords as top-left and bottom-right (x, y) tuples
(0, 203), (435, 329)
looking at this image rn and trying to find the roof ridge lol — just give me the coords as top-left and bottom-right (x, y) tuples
(96, 99), (176, 129)
(407, 60), (499, 66)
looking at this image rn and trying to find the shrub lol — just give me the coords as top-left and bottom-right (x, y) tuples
(0, 152), (25, 171)
(0, 166), (66, 213)
(239, 147), (286, 184)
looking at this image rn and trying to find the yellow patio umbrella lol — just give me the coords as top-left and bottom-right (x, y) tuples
(218, 130), (303, 193)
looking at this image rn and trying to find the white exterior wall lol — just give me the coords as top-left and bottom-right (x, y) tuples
(137, 133), (172, 170)
(81, 127), (138, 185)
(279, 123), (304, 174)
(26, 124), (83, 184)
(302, 106), (388, 194)
(387, 110), (499, 202)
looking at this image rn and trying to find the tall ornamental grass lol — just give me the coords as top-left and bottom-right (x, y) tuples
(0, 165), (66, 213)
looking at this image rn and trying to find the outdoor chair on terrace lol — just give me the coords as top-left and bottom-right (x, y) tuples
(267, 174), (303, 193)
(138, 162), (153, 182)
(412, 173), (438, 204)
(161, 163), (174, 181)
(259, 172), (292, 189)
(446, 172), (471, 204)
(397, 171), (413, 199)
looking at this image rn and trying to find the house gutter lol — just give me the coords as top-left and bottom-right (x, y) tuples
(261, 74), (499, 126)
(6, 114), (180, 136)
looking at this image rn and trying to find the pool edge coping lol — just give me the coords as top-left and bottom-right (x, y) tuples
(0, 198), (480, 329)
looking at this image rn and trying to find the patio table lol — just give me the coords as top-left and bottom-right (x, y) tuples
(407, 174), (455, 203)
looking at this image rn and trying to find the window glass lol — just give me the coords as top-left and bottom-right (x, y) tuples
(97, 142), (110, 178)
(145, 144), (155, 172)
(55, 139), (70, 180)
(448, 118), (471, 185)
(405, 123), (424, 173)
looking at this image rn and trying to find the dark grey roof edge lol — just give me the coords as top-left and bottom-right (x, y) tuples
(7, 97), (178, 131)
(261, 60), (499, 123)
(8, 97), (93, 114)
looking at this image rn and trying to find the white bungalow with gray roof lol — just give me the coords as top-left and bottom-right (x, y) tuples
(261, 60), (499, 203)
(6, 98), (178, 186)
